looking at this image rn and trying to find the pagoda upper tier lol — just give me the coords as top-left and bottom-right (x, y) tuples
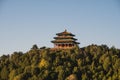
(56, 29), (75, 36)
(51, 29), (80, 49)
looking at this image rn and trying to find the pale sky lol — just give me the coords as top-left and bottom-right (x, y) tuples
(0, 0), (120, 55)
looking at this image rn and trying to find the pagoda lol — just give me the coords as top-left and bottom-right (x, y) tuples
(51, 29), (80, 49)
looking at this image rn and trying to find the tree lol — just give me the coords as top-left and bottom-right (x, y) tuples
(9, 70), (17, 80)
(66, 74), (78, 80)
(103, 57), (111, 71)
(1, 66), (9, 80)
(31, 44), (38, 50)
(39, 58), (49, 69)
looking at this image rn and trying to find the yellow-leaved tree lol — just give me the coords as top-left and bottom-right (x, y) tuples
(38, 58), (49, 69)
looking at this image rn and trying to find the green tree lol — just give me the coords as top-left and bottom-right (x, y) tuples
(103, 57), (111, 71)
(1, 66), (9, 80)
(31, 44), (38, 50)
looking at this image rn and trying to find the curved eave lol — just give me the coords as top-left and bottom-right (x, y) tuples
(51, 40), (80, 44)
(75, 42), (80, 44)
(56, 33), (75, 36)
(54, 37), (77, 40)
(51, 40), (73, 43)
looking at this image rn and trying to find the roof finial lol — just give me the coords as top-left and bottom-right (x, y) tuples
(65, 29), (67, 32)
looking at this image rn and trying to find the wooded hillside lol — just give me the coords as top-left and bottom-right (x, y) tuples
(0, 44), (120, 80)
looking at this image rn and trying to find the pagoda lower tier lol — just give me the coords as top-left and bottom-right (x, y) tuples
(54, 43), (75, 49)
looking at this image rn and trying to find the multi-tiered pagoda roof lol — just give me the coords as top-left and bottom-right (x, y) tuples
(51, 30), (80, 49)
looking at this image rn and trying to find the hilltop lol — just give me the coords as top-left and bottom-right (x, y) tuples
(0, 44), (120, 80)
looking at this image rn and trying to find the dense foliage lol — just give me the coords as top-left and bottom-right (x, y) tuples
(0, 44), (120, 80)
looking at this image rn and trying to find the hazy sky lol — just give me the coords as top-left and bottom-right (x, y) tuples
(0, 0), (120, 55)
